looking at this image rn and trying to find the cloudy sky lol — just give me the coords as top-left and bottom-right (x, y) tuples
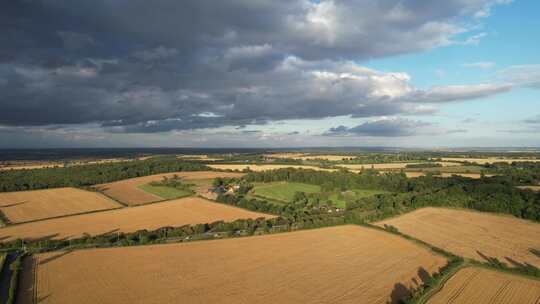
(1, 0), (539, 148)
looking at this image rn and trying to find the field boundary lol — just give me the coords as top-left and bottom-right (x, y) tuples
(0, 204), (124, 227)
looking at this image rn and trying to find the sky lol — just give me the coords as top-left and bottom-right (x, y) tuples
(0, 0), (539, 148)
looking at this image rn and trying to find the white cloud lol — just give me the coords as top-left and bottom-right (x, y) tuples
(462, 61), (496, 69)
(498, 64), (540, 88)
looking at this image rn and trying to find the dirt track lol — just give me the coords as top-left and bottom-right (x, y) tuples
(17, 225), (447, 304)
(94, 171), (244, 205)
(377, 207), (540, 267)
(428, 267), (540, 304)
(0, 188), (120, 224)
(0, 197), (271, 241)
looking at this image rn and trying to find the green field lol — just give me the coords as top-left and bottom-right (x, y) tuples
(138, 184), (193, 200)
(251, 182), (321, 203)
(329, 189), (389, 208)
(250, 182), (388, 208)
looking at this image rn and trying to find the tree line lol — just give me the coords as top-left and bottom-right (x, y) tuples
(0, 158), (209, 192)
(242, 168), (540, 222)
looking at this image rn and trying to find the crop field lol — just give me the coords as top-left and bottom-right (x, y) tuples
(263, 152), (308, 159)
(251, 182), (321, 203)
(517, 185), (540, 192)
(0, 188), (121, 224)
(377, 208), (540, 267)
(405, 165), (486, 173)
(94, 171), (244, 205)
(16, 225), (447, 304)
(0, 197), (272, 241)
(207, 164), (336, 172)
(427, 267), (540, 304)
(137, 184), (192, 200)
(298, 154), (355, 161)
(439, 173), (495, 179)
(338, 162), (461, 171)
(265, 153), (355, 161)
(177, 154), (223, 161)
(440, 157), (540, 165)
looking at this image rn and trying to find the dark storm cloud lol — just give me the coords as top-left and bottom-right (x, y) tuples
(0, 0), (512, 133)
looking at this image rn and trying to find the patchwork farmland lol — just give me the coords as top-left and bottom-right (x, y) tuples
(377, 207), (540, 267)
(16, 225), (447, 304)
(439, 157), (540, 165)
(207, 164), (336, 172)
(94, 171), (244, 205)
(0, 197), (273, 241)
(0, 188), (121, 224)
(427, 267), (540, 304)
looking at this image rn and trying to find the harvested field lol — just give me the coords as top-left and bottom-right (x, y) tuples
(377, 208), (540, 267)
(517, 185), (540, 192)
(263, 152), (307, 159)
(0, 163), (62, 171)
(94, 171), (243, 206)
(338, 162), (461, 170)
(265, 153), (355, 161)
(298, 154), (355, 161)
(207, 164), (335, 172)
(440, 157), (540, 165)
(427, 267), (540, 304)
(439, 172), (495, 179)
(0, 197), (272, 241)
(17, 225), (447, 304)
(379, 172), (493, 179)
(0, 188), (121, 224)
(177, 155), (223, 161)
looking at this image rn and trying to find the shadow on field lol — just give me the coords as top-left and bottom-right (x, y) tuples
(39, 250), (73, 265)
(476, 250), (540, 273)
(418, 267), (432, 285)
(96, 228), (120, 237)
(388, 283), (410, 304)
(387, 267), (434, 304)
(0, 201), (28, 208)
(476, 250), (506, 266)
(530, 248), (540, 258)
(37, 294), (51, 303)
(0, 236), (11, 241)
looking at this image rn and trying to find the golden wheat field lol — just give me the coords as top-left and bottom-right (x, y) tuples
(17, 225), (447, 304)
(439, 157), (540, 165)
(177, 154), (223, 161)
(427, 267), (540, 304)
(0, 197), (272, 241)
(207, 164), (336, 172)
(94, 171), (244, 205)
(377, 207), (540, 267)
(517, 185), (540, 192)
(0, 188), (121, 224)
(337, 162), (461, 170)
(263, 153), (308, 159)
